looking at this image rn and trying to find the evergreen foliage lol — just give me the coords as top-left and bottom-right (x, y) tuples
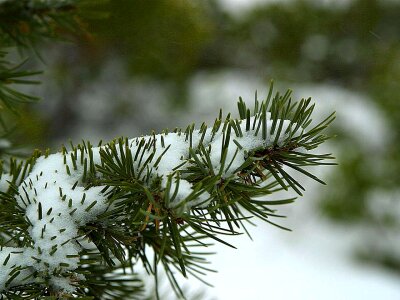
(0, 1), (335, 299)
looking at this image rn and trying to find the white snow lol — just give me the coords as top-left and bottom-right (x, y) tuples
(0, 149), (110, 293)
(166, 177), (196, 210)
(0, 247), (33, 291)
(207, 115), (294, 177)
(49, 276), (76, 294)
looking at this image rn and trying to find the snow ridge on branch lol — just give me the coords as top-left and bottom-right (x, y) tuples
(0, 86), (335, 297)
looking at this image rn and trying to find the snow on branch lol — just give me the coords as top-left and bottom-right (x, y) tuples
(0, 86), (335, 297)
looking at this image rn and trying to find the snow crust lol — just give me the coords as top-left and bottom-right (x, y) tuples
(206, 115), (292, 177)
(0, 149), (107, 292)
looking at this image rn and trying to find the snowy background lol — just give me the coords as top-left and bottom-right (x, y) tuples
(140, 72), (400, 299)
(184, 75), (400, 299)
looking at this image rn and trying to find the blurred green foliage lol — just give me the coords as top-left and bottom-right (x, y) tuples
(70, 0), (214, 110)
(86, 0), (212, 80)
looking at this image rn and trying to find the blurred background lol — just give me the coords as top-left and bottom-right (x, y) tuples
(8, 0), (400, 298)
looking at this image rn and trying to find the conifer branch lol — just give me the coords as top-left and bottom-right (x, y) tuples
(0, 51), (41, 116)
(0, 84), (335, 299)
(0, 0), (102, 121)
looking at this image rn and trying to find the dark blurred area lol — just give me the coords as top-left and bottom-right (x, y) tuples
(10, 0), (400, 280)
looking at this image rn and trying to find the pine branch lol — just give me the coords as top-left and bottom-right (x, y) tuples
(0, 51), (41, 116)
(0, 0), (100, 49)
(0, 85), (335, 299)
(0, 0), (105, 128)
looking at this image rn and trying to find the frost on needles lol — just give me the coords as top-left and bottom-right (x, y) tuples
(0, 86), (335, 299)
